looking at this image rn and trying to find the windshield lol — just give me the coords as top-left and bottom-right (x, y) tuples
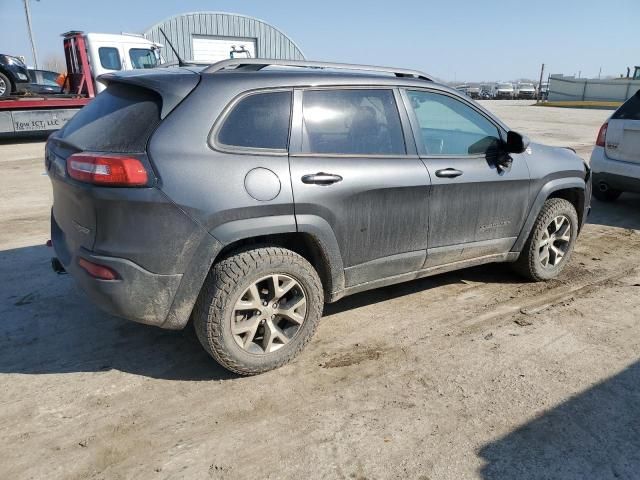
(498, 84), (512, 89)
(129, 48), (158, 69)
(519, 84), (534, 89)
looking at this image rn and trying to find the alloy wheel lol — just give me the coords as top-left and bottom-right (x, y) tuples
(231, 274), (307, 354)
(0, 78), (6, 96)
(538, 215), (572, 268)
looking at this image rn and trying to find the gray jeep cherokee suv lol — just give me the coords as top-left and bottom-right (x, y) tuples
(47, 59), (591, 375)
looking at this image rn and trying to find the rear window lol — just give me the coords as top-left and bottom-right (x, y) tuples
(612, 91), (640, 120)
(58, 83), (161, 153)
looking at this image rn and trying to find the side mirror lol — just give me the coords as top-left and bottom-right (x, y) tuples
(505, 131), (530, 154)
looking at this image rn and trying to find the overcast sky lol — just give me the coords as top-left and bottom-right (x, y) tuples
(1, 0), (638, 82)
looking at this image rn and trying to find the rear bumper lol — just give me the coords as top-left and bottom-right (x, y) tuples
(52, 212), (182, 328)
(590, 146), (640, 193)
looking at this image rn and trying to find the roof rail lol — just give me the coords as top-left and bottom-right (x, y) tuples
(202, 59), (433, 81)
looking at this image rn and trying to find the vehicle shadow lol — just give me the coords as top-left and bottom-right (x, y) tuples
(0, 244), (236, 381)
(588, 192), (640, 230)
(324, 262), (524, 316)
(0, 244), (525, 381)
(478, 361), (640, 479)
(0, 133), (49, 144)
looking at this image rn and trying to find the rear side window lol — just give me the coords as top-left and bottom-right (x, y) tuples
(99, 47), (121, 70)
(612, 91), (640, 120)
(58, 83), (161, 153)
(301, 89), (406, 155)
(217, 91), (292, 150)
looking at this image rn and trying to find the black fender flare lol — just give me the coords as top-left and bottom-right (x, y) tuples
(512, 177), (586, 253)
(295, 214), (345, 298)
(210, 213), (345, 298)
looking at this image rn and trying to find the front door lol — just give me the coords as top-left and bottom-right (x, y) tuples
(402, 89), (531, 266)
(289, 88), (432, 287)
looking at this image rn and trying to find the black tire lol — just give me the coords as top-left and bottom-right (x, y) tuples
(513, 198), (579, 281)
(593, 187), (622, 202)
(0, 72), (12, 98)
(193, 246), (324, 375)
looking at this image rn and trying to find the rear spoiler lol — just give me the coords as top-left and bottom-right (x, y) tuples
(99, 68), (200, 118)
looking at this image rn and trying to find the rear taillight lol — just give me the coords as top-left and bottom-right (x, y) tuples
(66, 153), (148, 186)
(596, 122), (608, 147)
(78, 258), (119, 280)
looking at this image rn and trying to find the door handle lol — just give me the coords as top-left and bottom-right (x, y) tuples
(435, 168), (463, 178)
(301, 172), (343, 185)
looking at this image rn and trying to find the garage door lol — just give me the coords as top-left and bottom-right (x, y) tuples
(192, 36), (257, 63)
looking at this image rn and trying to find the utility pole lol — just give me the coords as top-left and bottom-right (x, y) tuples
(23, 0), (39, 68)
(537, 63), (545, 103)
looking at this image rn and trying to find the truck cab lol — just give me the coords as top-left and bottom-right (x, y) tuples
(82, 32), (162, 92)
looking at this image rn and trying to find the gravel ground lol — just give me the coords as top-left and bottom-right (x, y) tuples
(1, 101), (639, 480)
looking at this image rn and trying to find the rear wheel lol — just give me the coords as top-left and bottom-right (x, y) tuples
(513, 198), (579, 281)
(0, 72), (11, 98)
(193, 246), (324, 375)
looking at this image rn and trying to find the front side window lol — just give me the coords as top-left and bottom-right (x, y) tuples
(98, 47), (122, 71)
(406, 90), (501, 156)
(301, 89), (405, 155)
(217, 91), (292, 150)
(129, 48), (158, 69)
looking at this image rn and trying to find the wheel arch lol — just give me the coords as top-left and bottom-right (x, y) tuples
(512, 178), (586, 253)
(210, 213), (345, 302)
(214, 231), (344, 303)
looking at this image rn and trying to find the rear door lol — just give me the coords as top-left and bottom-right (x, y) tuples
(606, 91), (640, 164)
(289, 88), (431, 287)
(401, 89), (530, 266)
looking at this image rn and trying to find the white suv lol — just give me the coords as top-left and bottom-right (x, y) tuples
(591, 91), (640, 201)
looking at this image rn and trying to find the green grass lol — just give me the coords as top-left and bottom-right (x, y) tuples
(535, 101), (622, 110)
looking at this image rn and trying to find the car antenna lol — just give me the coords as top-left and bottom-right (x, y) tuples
(158, 28), (186, 67)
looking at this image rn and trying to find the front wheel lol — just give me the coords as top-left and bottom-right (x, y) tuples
(513, 198), (579, 281)
(193, 247), (324, 375)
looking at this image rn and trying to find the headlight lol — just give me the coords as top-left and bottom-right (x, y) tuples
(16, 72), (28, 81)
(6, 56), (26, 67)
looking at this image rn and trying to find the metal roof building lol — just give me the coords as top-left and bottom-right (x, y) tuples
(144, 12), (305, 64)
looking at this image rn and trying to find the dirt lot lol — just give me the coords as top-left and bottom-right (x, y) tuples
(1, 101), (639, 480)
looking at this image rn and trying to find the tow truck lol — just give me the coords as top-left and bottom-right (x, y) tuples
(0, 31), (161, 137)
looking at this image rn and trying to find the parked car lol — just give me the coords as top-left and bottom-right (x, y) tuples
(493, 82), (515, 99)
(0, 54), (30, 97)
(24, 69), (63, 95)
(591, 90), (640, 201)
(467, 86), (481, 99)
(515, 82), (536, 99)
(46, 59), (592, 375)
